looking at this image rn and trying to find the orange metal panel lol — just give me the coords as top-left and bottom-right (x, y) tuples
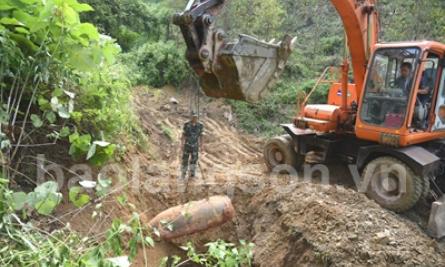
(327, 83), (358, 106)
(304, 104), (341, 122)
(355, 125), (445, 147)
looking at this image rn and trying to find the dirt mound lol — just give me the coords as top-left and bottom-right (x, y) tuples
(247, 181), (445, 266)
(56, 84), (445, 266)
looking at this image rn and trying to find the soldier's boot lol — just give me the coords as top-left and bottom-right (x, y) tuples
(179, 166), (187, 180)
(189, 165), (197, 179)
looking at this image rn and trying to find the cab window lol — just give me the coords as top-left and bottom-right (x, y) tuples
(360, 48), (421, 128)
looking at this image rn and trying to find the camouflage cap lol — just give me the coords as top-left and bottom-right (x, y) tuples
(190, 110), (198, 117)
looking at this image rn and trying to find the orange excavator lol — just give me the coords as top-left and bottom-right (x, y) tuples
(174, 0), (445, 238)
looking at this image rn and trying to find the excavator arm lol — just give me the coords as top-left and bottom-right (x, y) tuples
(173, 0), (378, 103)
(331, 0), (379, 99)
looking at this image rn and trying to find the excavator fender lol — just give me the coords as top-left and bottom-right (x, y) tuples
(356, 145), (440, 175)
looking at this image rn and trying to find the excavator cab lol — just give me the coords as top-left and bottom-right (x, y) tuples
(356, 44), (443, 146)
(173, 0), (297, 103)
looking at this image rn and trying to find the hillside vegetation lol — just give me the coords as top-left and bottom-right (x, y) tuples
(2, 0), (445, 266)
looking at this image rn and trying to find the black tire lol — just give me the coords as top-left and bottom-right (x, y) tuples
(263, 135), (305, 173)
(361, 156), (422, 212)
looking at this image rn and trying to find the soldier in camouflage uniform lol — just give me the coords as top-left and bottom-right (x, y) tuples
(179, 110), (205, 180)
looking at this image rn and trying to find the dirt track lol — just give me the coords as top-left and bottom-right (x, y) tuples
(55, 85), (445, 266)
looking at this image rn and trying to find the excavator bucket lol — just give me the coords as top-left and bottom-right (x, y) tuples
(427, 195), (445, 238)
(173, 0), (297, 103)
(200, 34), (297, 103)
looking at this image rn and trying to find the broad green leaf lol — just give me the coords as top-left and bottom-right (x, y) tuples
(88, 153), (108, 166)
(68, 45), (95, 72)
(69, 144), (83, 159)
(69, 132), (79, 142)
(10, 34), (38, 50)
(102, 42), (121, 65)
(74, 23), (99, 41)
(70, 3), (94, 12)
(52, 88), (63, 97)
(48, 24), (61, 39)
(1, 140), (11, 150)
(79, 134), (91, 151)
(60, 4), (79, 25)
(145, 237), (154, 247)
(30, 114), (43, 128)
(30, 20), (48, 33)
(35, 181), (59, 193)
(18, 0), (41, 4)
(38, 98), (49, 105)
(38, 1), (54, 21)
(11, 192), (27, 210)
(13, 10), (38, 27)
(0, 4), (15, 11)
(15, 27), (30, 34)
(50, 96), (58, 111)
(103, 144), (116, 155)
(58, 106), (70, 118)
(0, 17), (22, 26)
(46, 111), (56, 123)
(69, 186), (90, 208)
(86, 143), (96, 160)
(98, 177), (112, 188)
(34, 200), (57, 215)
(27, 192), (41, 207)
(60, 126), (69, 137)
(48, 192), (62, 205)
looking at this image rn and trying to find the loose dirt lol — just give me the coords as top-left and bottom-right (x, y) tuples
(54, 84), (445, 266)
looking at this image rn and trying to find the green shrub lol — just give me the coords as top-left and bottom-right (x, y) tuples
(120, 41), (191, 87)
(0, 0), (142, 164)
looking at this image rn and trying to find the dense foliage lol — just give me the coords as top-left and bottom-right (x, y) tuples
(0, 0), (145, 168)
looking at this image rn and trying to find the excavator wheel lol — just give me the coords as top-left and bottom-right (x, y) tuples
(263, 135), (305, 173)
(361, 156), (423, 212)
(421, 175), (431, 200)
